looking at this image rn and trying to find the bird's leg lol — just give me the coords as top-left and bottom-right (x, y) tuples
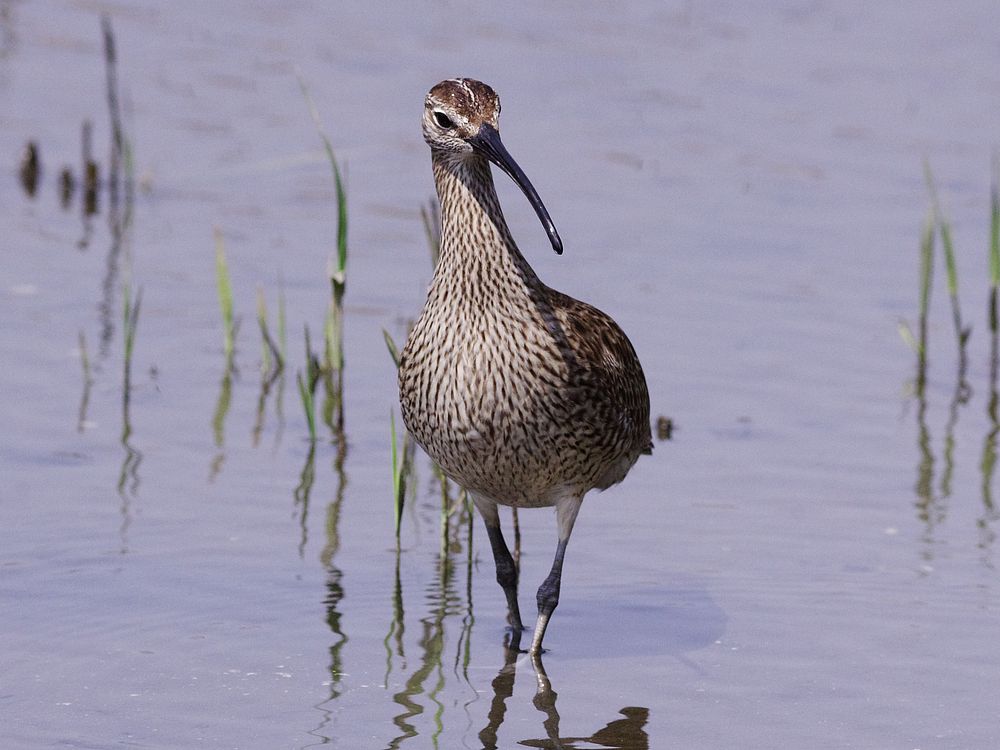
(473, 494), (524, 632)
(488, 522), (525, 632)
(530, 494), (583, 654)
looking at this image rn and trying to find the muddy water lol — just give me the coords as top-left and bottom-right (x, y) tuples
(3, 2), (1000, 748)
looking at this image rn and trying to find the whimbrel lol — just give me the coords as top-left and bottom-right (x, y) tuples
(399, 78), (651, 654)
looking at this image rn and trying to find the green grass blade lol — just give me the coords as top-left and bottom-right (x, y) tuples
(924, 163), (969, 347)
(897, 319), (920, 355)
(919, 209), (935, 322)
(297, 370), (316, 442)
(383, 329), (401, 369)
(989, 156), (1000, 334)
(300, 324), (317, 441)
(214, 228), (235, 366)
(324, 290), (344, 373)
(278, 275), (288, 364)
(920, 213), (934, 327)
(924, 163), (959, 296)
(256, 285), (271, 375)
(915, 209), (935, 396)
(297, 70), (348, 290)
(940, 220), (959, 298)
(391, 410), (403, 541)
(991, 154), (1000, 289)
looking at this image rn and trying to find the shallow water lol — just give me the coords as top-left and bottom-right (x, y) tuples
(3, 1), (1000, 748)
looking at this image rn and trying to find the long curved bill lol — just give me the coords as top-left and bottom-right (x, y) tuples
(469, 123), (564, 255)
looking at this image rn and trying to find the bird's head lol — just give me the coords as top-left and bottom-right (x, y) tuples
(423, 78), (500, 153)
(423, 78), (563, 255)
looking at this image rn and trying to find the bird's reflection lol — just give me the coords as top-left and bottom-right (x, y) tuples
(477, 640), (519, 750)
(479, 644), (651, 750)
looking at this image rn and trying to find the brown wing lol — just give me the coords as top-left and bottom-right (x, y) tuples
(550, 290), (653, 456)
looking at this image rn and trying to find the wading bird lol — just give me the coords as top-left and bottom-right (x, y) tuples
(399, 78), (651, 653)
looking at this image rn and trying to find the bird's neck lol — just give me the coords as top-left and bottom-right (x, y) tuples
(429, 150), (540, 300)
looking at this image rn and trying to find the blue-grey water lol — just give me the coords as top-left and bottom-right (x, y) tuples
(3, 2), (1000, 748)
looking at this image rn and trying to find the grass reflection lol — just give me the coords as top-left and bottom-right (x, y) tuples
(382, 495), (477, 750)
(909, 165), (1000, 562)
(77, 330), (93, 432)
(979, 163), (1000, 559)
(209, 367), (233, 481)
(251, 285), (285, 447)
(293, 443), (317, 557)
(385, 555), (463, 749)
(118, 283), (142, 553)
(307, 431), (350, 747)
(98, 15), (134, 359)
(979, 312), (1000, 558)
(382, 551), (406, 688)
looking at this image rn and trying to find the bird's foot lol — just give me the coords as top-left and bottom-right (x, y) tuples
(506, 606), (525, 633)
(503, 627), (525, 653)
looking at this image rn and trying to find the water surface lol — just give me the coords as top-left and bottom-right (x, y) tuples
(3, 2), (1000, 748)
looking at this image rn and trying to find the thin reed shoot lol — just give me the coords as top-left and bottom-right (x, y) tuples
(297, 371), (316, 442)
(924, 162), (970, 346)
(297, 71), (348, 297)
(990, 155), (1000, 332)
(214, 228), (236, 368)
(257, 286), (271, 375)
(324, 258), (345, 374)
(390, 410), (411, 546)
(385, 329), (413, 544)
(897, 321), (920, 355)
(918, 209), (935, 338)
(322, 275), (345, 434)
(913, 209), (935, 393)
(297, 325), (319, 442)
(383, 329), (401, 369)
(256, 285), (283, 378)
(297, 73), (349, 434)
(278, 276), (288, 364)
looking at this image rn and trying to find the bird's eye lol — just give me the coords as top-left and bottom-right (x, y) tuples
(433, 111), (455, 129)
